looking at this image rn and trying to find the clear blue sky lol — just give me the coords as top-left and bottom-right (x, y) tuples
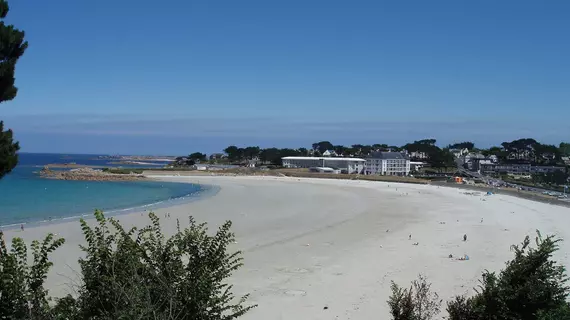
(3, 0), (569, 154)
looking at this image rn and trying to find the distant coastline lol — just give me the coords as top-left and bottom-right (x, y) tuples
(94, 155), (176, 162)
(39, 166), (147, 181)
(40, 163), (107, 169)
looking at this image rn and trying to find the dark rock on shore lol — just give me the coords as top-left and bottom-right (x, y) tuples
(39, 166), (147, 181)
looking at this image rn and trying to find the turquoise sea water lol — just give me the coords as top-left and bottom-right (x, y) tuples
(0, 153), (206, 227)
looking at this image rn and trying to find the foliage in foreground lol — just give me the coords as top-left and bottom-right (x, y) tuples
(0, 211), (255, 319)
(388, 275), (442, 320)
(388, 231), (570, 320)
(0, 232), (65, 319)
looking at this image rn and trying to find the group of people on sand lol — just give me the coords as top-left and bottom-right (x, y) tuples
(404, 223), (473, 262)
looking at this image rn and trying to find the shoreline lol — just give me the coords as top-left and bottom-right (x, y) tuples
(146, 171), (570, 208)
(430, 181), (570, 209)
(2, 175), (569, 319)
(0, 182), (219, 230)
(5, 172), (565, 231)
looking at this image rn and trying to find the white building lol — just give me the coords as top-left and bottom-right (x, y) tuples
(409, 151), (428, 160)
(281, 157), (365, 174)
(322, 150), (338, 157)
(309, 167), (341, 174)
(410, 161), (427, 172)
(450, 148), (470, 158)
(365, 152), (410, 176)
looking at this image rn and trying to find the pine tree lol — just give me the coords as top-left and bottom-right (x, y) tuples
(0, 0), (27, 179)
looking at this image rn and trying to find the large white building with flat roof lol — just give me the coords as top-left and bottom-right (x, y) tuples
(365, 152), (411, 176)
(281, 157), (365, 174)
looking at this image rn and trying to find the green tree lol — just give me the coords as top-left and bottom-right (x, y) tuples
(560, 143), (570, 157)
(333, 145), (347, 156)
(533, 143), (559, 164)
(349, 144), (374, 156)
(481, 146), (508, 162)
(351, 144), (365, 155)
(259, 147), (281, 165)
(360, 145), (373, 156)
(312, 141), (334, 154)
(224, 145), (243, 162)
(448, 142), (475, 150)
(501, 138), (541, 162)
(402, 139), (438, 157)
(188, 152), (207, 162)
(174, 156), (195, 166)
(0, 122), (19, 179)
(416, 139), (436, 146)
(482, 146), (502, 157)
(372, 143), (389, 151)
(0, 0), (28, 180)
(427, 148), (454, 170)
(243, 146), (260, 160)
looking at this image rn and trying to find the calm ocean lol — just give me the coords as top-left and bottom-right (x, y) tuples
(0, 153), (206, 227)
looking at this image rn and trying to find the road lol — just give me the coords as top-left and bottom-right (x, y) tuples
(454, 156), (568, 198)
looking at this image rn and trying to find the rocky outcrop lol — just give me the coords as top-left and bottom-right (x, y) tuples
(39, 166), (147, 181)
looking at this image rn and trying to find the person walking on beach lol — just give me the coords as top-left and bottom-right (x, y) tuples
(463, 234), (467, 241)
(20, 224), (24, 232)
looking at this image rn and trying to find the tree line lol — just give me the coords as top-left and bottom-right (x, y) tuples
(482, 139), (569, 165)
(176, 139), (457, 168)
(177, 139), (570, 169)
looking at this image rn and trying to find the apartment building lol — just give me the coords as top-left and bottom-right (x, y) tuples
(281, 156), (365, 174)
(480, 163), (566, 175)
(365, 152), (410, 176)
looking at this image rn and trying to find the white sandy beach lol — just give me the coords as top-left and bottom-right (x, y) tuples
(4, 176), (570, 319)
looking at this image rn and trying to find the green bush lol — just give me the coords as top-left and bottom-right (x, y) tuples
(387, 274), (442, 320)
(0, 233), (64, 319)
(0, 211), (255, 319)
(102, 168), (144, 174)
(389, 231), (570, 320)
